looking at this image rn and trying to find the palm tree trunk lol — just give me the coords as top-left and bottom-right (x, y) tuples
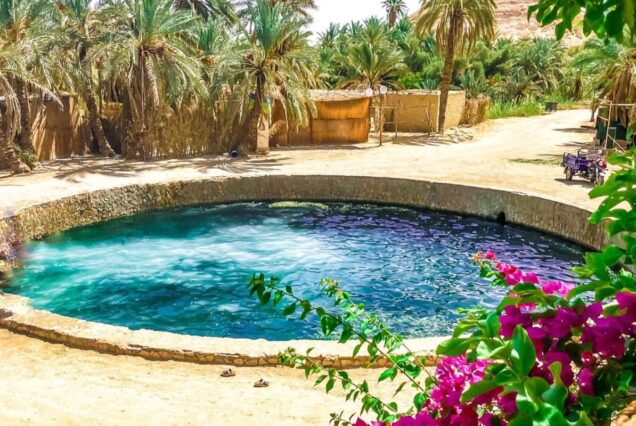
(243, 102), (261, 154)
(84, 89), (115, 157)
(438, 19), (457, 134)
(242, 76), (265, 154)
(0, 115), (29, 174)
(15, 79), (35, 157)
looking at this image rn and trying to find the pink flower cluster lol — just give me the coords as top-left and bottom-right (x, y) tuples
(357, 253), (636, 426)
(356, 356), (507, 426)
(494, 257), (636, 400)
(493, 256), (575, 298)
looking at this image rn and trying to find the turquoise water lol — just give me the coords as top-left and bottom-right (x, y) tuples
(5, 203), (585, 340)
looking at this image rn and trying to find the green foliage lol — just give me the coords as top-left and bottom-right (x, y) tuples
(529, 0), (636, 42)
(488, 99), (544, 119)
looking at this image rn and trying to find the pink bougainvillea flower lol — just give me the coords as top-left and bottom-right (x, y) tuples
(522, 272), (541, 285)
(582, 302), (603, 323)
(500, 306), (532, 338)
(582, 316), (626, 359)
(479, 413), (506, 426)
(540, 280), (575, 297)
(505, 269), (524, 286)
(578, 368), (595, 396)
(616, 292), (636, 332)
(484, 251), (496, 260)
(498, 392), (518, 416)
(526, 327), (548, 354)
(539, 308), (579, 339)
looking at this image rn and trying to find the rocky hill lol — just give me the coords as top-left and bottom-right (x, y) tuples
(495, 0), (584, 45)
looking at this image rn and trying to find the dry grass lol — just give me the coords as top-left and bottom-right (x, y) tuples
(461, 95), (490, 126)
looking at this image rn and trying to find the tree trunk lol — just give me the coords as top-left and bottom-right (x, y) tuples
(242, 102), (261, 154)
(84, 88), (115, 157)
(0, 115), (29, 174)
(438, 19), (457, 134)
(241, 76), (265, 154)
(14, 79), (35, 157)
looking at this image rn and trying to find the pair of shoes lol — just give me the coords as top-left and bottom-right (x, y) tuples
(219, 369), (270, 388)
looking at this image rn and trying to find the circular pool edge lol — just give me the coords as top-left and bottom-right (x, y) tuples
(0, 174), (607, 367)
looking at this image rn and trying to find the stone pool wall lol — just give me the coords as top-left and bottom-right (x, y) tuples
(0, 175), (608, 367)
(1, 175), (607, 252)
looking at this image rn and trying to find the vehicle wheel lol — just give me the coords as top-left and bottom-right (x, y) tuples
(565, 167), (574, 181)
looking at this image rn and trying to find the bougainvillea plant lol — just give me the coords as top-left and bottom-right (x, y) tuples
(248, 150), (636, 426)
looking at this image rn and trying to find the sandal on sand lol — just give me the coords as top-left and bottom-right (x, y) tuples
(220, 368), (236, 378)
(254, 378), (270, 388)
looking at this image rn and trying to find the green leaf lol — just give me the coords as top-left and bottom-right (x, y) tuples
(511, 326), (536, 376)
(413, 392), (427, 411)
(338, 325), (353, 343)
(283, 303), (297, 316)
(461, 379), (499, 404)
(542, 363), (568, 410)
(378, 367), (397, 383)
(326, 378), (335, 393)
(601, 245), (624, 266)
(619, 369), (634, 392)
(320, 315), (339, 336)
(436, 337), (471, 356)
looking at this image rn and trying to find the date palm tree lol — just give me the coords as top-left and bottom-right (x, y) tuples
(0, 0), (53, 163)
(415, 0), (496, 133)
(270, 0), (315, 19)
(96, 0), (206, 159)
(382, 0), (407, 28)
(224, 0), (316, 153)
(54, 0), (116, 157)
(0, 37), (55, 173)
(173, 0), (237, 23)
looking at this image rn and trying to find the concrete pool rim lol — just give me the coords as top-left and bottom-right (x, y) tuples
(0, 174), (606, 367)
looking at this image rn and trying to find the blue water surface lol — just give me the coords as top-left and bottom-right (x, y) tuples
(4, 203), (586, 340)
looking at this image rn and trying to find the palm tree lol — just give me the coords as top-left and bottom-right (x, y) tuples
(224, 0), (316, 153)
(382, 0), (407, 28)
(270, 0), (315, 19)
(572, 36), (633, 96)
(509, 38), (565, 93)
(337, 40), (404, 90)
(96, 0), (206, 160)
(0, 0), (53, 163)
(415, 0), (496, 133)
(173, 0), (237, 23)
(54, 0), (116, 157)
(0, 37), (54, 173)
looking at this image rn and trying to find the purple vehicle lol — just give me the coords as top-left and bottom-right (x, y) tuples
(562, 148), (608, 185)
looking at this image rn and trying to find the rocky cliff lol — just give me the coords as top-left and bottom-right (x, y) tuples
(496, 0), (584, 45)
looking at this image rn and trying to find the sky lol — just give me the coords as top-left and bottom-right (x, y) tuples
(308, 0), (422, 36)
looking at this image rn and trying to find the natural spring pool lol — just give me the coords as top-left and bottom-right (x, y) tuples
(4, 202), (585, 340)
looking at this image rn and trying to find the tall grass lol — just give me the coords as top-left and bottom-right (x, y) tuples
(488, 99), (544, 119)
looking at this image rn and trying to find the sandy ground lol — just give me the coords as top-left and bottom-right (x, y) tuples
(0, 330), (416, 426)
(2, 110), (626, 426)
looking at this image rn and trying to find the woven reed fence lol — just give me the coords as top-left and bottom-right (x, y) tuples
(272, 91), (371, 146)
(101, 102), (228, 159)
